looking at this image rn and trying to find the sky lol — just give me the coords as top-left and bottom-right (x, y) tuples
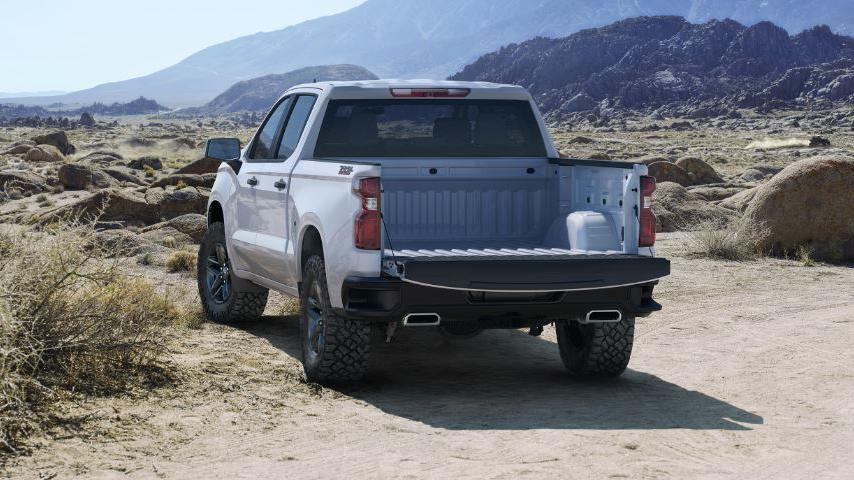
(0, 0), (365, 94)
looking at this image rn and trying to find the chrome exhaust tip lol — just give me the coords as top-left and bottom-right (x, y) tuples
(403, 313), (441, 327)
(583, 310), (622, 324)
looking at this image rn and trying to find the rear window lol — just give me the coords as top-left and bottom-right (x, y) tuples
(314, 99), (547, 158)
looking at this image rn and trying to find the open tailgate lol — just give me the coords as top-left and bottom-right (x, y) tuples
(387, 249), (670, 292)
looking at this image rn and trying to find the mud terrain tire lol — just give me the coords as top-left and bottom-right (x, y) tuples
(556, 317), (634, 377)
(300, 255), (370, 384)
(197, 222), (268, 323)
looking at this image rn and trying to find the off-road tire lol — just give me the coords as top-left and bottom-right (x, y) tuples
(197, 222), (268, 323)
(300, 255), (370, 384)
(556, 317), (634, 377)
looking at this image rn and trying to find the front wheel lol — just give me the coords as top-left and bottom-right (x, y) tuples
(300, 255), (371, 384)
(556, 317), (634, 377)
(197, 222), (268, 323)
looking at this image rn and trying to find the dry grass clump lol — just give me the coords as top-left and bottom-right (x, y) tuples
(166, 250), (197, 272)
(683, 218), (761, 261)
(0, 224), (177, 453)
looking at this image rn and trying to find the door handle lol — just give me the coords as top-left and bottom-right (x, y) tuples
(247, 176), (258, 187)
(274, 179), (287, 190)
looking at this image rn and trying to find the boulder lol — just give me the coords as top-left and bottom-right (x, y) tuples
(103, 167), (147, 186)
(828, 74), (854, 100)
(150, 173), (216, 189)
(652, 182), (734, 232)
(78, 151), (125, 167)
(174, 157), (221, 175)
(128, 156), (163, 170)
(0, 171), (48, 195)
(675, 157), (723, 185)
(742, 155), (854, 261)
(718, 187), (759, 213)
(688, 185), (750, 202)
(58, 163), (115, 190)
(141, 213), (207, 243)
(2, 144), (33, 155)
(647, 161), (693, 187)
(37, 188), (161, 225)
(32, 131), (75, 155)
(23, 144), (65, 162)
(159, 187), (209, 219)
(79, 112), (96, 127)
(809, 136), (830, 148)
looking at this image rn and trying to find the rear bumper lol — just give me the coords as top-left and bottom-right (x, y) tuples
(337, 276), (664, 325)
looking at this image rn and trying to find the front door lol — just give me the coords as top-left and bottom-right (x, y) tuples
(243, 94), (318, 289)
(256, 94), (317, 288)
(233, 96), (292, 276)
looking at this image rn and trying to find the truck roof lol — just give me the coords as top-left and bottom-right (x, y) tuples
(287, 79), (533, 101)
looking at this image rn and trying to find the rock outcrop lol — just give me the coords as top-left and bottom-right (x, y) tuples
(452, 17), (854, 116)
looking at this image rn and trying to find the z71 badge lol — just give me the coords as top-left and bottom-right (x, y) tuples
(338, 165), (354, 176)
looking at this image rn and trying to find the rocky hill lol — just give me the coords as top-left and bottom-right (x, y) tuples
(452, 16), (854, 117)
(196, 65), (378, 114)
(14, 0), (854, 107)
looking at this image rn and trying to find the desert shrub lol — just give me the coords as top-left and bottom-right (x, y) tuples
(175, 180), (188, 190)
(684, 218), (761, 261)
(0, 224), (177, 453)
(143, 165), (155, 178)
(161, 235), (178, 248)
(165, 250), (196, 272)
(796, 245), (815, 267)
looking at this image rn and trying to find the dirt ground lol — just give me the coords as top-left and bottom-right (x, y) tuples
(3, 233), (853, 479)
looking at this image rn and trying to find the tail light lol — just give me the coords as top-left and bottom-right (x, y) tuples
(390, 88), (470, 98)
(639, 175), (657, 247)
(355, 177), (381, 250)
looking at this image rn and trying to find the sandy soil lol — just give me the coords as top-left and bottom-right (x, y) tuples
(4, 233), (853, 479)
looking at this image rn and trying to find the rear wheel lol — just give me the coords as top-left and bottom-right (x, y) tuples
(556, 317), (634, 377)
(300, 255), (370, 384)
(197, 222), (268, 323)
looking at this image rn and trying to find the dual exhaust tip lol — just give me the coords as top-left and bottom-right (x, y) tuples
(402, 310), (622, 327)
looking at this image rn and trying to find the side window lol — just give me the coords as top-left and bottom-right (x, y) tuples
(277, 95), (317, 159)
(250, 97), (292, 159)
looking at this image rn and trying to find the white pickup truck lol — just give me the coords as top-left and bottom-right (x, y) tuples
(197, 80), (669, 384)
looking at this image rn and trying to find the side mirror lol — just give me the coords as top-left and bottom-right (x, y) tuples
(205, 138), (241, 161)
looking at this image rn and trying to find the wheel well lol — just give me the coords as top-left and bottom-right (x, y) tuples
(208, 201), (224, 225)
(301, 227), (324, 272)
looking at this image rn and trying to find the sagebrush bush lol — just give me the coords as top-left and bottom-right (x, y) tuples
(0, 223), (177, 453)
(166, 250), (196, 272)
(684, 218), (762, 261)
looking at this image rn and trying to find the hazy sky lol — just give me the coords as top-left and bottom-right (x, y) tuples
(0, 0), (365, 93)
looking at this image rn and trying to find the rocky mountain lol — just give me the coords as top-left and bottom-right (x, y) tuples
(14, 0), (854, 107)
(195, 65), (377, 114)
(452, 17), (854, 117)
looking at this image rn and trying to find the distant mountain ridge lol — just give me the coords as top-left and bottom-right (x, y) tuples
(14, 0), (854, 107)
(194, 65), (378, 114)
(452, 16), (854, 116)
(0, 97), (167, 121)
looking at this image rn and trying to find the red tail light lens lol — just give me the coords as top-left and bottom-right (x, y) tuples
(390, 88), (470, 98)
(355, 177), (381, 250)
(639, 175), (657, 248)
